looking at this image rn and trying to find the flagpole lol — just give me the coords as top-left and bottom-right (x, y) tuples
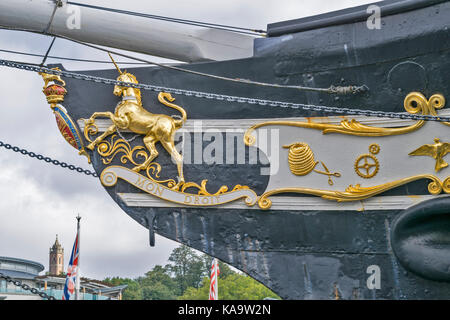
(215, 259), (218, 301)
(209, 258), (219, 300)
(75, 214), (81, 300)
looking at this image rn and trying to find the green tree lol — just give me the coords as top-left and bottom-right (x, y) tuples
(139, 265), (178, 300)
(166, 245), (205, 295)
(103, 246), (280, 300)
(103, 277), (142, 300)
(179, 273), (280, 300)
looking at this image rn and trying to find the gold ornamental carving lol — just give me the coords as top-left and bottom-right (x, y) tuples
(244, 92), (447, 146)
(409, 138), (450, 172)
(283, 143), (317, 176)
(83, 54), (257, 207)
(283, 142), (341, 185)
(38, 60), (449, 210)
(83, 53), (187, 189)
(354, 143), (380, 179)
(257, 175), (450, 210)
(38, 67), (90, 162)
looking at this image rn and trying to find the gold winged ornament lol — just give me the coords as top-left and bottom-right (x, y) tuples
(84, 53), (187, 189)
(409, 138), (450, 172)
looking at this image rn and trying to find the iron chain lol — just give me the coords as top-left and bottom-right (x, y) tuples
(0, 140), (98, 177)
(0, 272), (56, 300)
(1, 59), (450, 122)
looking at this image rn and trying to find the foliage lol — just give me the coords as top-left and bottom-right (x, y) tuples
(166, 246), (205, 295)
(140, 265), (177, 300)
(179, 273), (280, 300)
(103, 245), (280, 300)
(103, 277), (142, 300)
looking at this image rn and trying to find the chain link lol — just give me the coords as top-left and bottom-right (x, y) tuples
(0, 272), (56, 300)
(0, 140), (98, 177)
(1, 59), (450, 122)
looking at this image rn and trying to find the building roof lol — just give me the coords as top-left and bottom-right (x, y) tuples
(35, 274), (115, 288)
(0, 256), (44, 273)
(34, 274), (127, 296)
(0, 269), (37, 280)
(91, 285), (128, 294)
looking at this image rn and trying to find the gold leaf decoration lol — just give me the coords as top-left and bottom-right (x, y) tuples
(97, 134), (148, 166)
(181, 180), (229, 196)
(257, 174), (449, 209)
(244, 92), (447, 146)
(145, 162), (177, 188)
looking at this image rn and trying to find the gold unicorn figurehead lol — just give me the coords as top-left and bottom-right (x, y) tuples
(109, 53), (142, 106)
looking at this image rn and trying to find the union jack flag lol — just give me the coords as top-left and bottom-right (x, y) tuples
(62, 233), (79, 300)
(209, 258), (220, 300)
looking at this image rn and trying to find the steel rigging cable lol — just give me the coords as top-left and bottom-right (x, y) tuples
(67, 2), (267, 36)
(0, 48), (150, 65)
(1, 59), (449, 123)
(0, 26), (367, 94)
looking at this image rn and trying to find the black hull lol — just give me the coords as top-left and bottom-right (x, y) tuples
(56, 0), (450, 299)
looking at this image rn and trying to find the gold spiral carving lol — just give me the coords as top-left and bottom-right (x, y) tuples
(181, 180), (229, 196)
(146, 162), (177, 188)
(97, 134), (148, 166)
(442, 177), (450, 194)
(82, 119), (98, 143)
(90, 133), (252, 196)
(283, 143), (317, 176)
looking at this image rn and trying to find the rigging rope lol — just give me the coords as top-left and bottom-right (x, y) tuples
(67, 1), (267, 36)
(0, 59), (449, 122)
(40, 37), (57, 66)
(0, 27), (368, 94)
(0, 48), (149, 65)
(39, 36), (371, 95)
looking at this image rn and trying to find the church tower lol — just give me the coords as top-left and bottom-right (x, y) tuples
(49, 235), (64, 275)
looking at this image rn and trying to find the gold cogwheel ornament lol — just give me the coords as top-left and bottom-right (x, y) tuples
(369, 143), (380, 155)
(354, 144), (380, 179)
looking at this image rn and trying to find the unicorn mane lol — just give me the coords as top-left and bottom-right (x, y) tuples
(119, 72), (142, 106)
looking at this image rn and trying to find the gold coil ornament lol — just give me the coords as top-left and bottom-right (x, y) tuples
(283, 143), (318, 176)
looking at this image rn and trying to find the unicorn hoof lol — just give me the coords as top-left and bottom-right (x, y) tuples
(86, 143), (96, 150)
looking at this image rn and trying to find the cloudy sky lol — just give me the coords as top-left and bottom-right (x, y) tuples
(0, 0), (374, 281)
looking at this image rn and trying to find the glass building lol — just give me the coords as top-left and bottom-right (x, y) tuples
(0, 256), (126, 300)
(0, 256), (45, 300)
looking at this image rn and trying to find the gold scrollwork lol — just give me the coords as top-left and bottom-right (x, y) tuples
(82, 120), (98, 144)
(181, 180), (229, 196)
(91, 133), (253, 197)
(97, 134), (148, 166)
(244, 92), (447, 146)
(145, 162), (178, 188)
(257, 175), (450, 209)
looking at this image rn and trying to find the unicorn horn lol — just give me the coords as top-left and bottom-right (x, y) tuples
(108, 52), (123, 74)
